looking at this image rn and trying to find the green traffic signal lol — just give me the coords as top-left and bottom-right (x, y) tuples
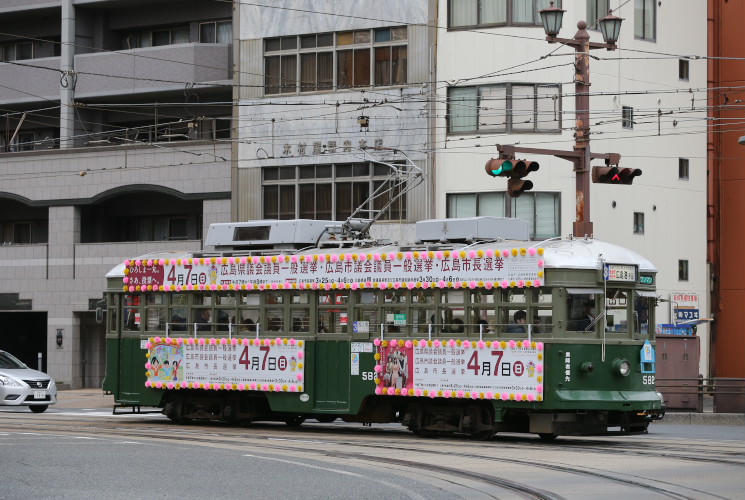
(485, 159), (514, 177)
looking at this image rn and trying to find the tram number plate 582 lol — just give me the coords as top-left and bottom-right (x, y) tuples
(642, 375), (655, 385)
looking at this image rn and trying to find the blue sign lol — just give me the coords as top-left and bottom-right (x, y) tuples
(675, 309), (699, 321)
(656, 323), (695, 336)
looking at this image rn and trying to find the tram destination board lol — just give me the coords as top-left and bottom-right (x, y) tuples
(603, 263), (637, 282)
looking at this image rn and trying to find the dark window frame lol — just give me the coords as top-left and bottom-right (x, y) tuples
(448, 0), (562, 30)
(622, 106), (634, 129)
(447, 83), (562, 134)
(634, 0), (656, 41)
(679, 158), (689, 180)
(264, 26), (407, 95)
(633, 212), (645, 235)
(262, 163), (407, 222)
(678, 259), (689, 281)
(446, 191), (560, 240)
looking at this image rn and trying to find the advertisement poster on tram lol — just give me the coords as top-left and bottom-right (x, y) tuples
(145, 340), (305, 389)
(378, 341), (542, 397)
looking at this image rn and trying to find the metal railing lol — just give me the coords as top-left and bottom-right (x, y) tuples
(656, 376), (745, 413)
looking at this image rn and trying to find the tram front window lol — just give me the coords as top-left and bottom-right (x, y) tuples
(605, 290), (628, 333)
(567, 293), (597, 332)
(635, 294), (653, 335)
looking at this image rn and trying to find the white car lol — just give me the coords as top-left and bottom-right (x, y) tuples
(0, 350), (57, 413)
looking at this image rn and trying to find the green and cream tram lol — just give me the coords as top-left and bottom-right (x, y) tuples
(103, 217), (662, 439)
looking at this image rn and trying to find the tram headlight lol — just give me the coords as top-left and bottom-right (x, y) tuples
(612, 358), (631, 377)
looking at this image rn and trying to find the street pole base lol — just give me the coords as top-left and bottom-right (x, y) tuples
(573, 221), (593, 238)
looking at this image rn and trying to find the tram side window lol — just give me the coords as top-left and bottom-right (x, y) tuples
(108, 295), (119, 333)
(239, 309), (259, 332)
(215, 307), (235, 331)
(441, 290), (465, 334)
(471, 290), (496, 334)
(170, 293), (188, 332)
(193, 308), (213, 333)
(290, 308), (310, 332)
(146, 294), (166, 331)
(605, 290), (628, 333)
(266, 307), (284, 332)
(635, 294), (652, 335)
(123, 294), (141, 331)
(318, 292), (348, 333)
(498, 289), (526, 335)
(533, 289), (552, 334)
(567, 293), (597, 332)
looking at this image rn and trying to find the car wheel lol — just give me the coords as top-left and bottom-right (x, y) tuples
(30, 405), (48, 413)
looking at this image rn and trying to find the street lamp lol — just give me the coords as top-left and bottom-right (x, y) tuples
(533, 2), (623, 237)
(497, 4), (625, 236)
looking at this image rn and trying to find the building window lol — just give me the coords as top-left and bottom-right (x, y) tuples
(264, 27), (407, 94)
(0, 41), (33, 61)
(449, 0), (559, 29)
(633, 212), (644, 234)
(679, 59), (689, 81)
(122, 25), (191, 49)
(446, 191), (559, 240)
(447, 83), (561, 134)
(678, 260), (689, 281)
(199, 20), (232, 44)
(587, 0), (610, 29)
(634, 0), (656, 41)
(679, 158), (689, 180)
(262, 163), (406, 222)
(447, 192), (505, 218)
(8, 131), (35, 152)
(622, 106), (634, 129)
(513, 192), (560, 239)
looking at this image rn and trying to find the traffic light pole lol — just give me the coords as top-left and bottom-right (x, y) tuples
(497, 21), (620, 238)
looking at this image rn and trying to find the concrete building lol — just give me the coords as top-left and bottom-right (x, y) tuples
(0, 0), (713, 387)
(708, 0), (745, 378)
(433, 0), (709, 373)
(0, 0), (233, 388)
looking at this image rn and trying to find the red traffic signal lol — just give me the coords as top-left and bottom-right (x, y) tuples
(592, 166), (642, 185)
(512, 160), (540, 178)
(485, 158), (514, 177)
(507, 178), (533, 198)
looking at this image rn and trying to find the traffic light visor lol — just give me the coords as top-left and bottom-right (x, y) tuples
(485, 159), (514, 177)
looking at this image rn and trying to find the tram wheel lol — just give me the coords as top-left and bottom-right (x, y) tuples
(314, 415), (337, 423)
(537, 432), (558, 441)
(284, 415), (306, 427)
(470, 429), (496, 441)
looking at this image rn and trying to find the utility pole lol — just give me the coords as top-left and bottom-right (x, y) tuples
(492, 5), (626, 238)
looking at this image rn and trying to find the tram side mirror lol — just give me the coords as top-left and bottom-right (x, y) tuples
(95, 307), (104, 324)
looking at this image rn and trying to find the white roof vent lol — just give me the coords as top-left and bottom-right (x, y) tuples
(416, 217), (529, 243)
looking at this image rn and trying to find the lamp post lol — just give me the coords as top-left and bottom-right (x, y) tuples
(497, 4), (623, 237)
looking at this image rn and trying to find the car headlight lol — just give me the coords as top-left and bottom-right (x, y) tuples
(0, 374), (22, 387)
(612, 358), (631, 377)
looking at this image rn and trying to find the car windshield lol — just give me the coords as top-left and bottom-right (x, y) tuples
(0, 351), (26, 369)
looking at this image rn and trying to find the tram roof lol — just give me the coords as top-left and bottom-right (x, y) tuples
(540, 237), (657, 273)
(106, 236), (655, 280)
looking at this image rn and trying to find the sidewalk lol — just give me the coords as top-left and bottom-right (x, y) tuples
(56, 389), (743, 425)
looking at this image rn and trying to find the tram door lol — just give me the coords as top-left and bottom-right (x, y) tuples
(313, 340), (350, 411)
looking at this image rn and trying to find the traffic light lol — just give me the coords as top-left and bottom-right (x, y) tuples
(592, 166), (642, 185)
(485, 159), (514, 177)
(508, 178), (533, 198)
(512, 160), (540, 178)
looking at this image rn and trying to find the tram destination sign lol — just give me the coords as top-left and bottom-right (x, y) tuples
(123, 249), (544, 291)
(603, 263), (637, 282)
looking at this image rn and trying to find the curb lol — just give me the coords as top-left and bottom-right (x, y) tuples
(656, 413), (745, 426)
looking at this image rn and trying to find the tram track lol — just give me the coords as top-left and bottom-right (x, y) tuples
(0, 414), (736, 499)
